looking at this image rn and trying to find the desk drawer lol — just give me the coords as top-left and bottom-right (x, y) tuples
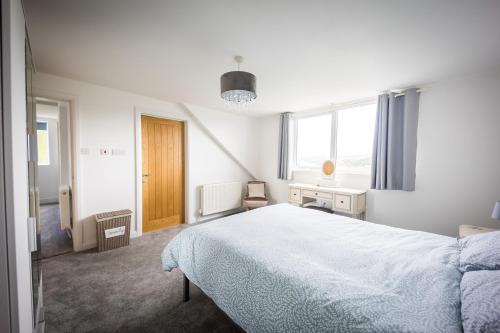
(302, 190), (333, 200)
(334, 194), (351, 211)
(289, 187), (301, 202)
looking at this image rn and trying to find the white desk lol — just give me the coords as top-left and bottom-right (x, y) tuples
(288, 183), (367, 219)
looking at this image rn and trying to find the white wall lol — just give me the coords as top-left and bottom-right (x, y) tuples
(2, 0), (34, 330)
(257, 71), (500, 237)
(256, 114), (291, 203)
(37, 116), (60, 204)
(367, 71), (500, 236)
(187, 103), (259, 176)
(33, 73), (258, 251)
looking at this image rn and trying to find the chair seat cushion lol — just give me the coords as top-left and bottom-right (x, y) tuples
(243, 199), (268, 209)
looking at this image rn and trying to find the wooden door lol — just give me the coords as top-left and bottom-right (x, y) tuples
(141, 115), (184, 232)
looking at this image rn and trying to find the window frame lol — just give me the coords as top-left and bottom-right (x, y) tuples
(292, 97), (377, 175)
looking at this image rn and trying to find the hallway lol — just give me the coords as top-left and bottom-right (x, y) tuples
(40, 204), (72, 258)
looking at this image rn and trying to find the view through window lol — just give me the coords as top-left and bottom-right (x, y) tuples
(294, 104), (376, 174)
(335, 104), (377, 174)
(295, 113), (332, 169)
(37, 121), (50, 166)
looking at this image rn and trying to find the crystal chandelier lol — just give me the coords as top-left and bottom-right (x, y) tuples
(220, 56), (257, 107)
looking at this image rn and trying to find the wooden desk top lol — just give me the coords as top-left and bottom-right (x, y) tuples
(288, 183), (367, 195)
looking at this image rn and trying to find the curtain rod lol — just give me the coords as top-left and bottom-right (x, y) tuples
(383, 88), (425, 97)
(394, 88), (425, 97)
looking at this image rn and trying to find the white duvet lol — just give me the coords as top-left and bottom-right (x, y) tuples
(162, 204), (462, 333)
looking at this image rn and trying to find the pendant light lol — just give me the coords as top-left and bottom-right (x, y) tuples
(220, 56), (257, 107)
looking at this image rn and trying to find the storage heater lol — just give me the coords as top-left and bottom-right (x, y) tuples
(59, 185), (72, 231)
(201, 182), (242, 216)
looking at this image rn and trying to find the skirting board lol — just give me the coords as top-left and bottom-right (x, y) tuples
(78, 231), (139, 252)
(196, 207), (244, 223)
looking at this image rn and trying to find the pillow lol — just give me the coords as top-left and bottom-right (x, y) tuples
(248, 183), (265, 198)
(461, 270), (500, 333)
(459, 230), (500, 272)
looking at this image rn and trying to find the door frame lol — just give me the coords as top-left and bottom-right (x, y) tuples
(134, 107), (188, 237)
(0, 4), (12, 329)
(31, 88), (83, 251)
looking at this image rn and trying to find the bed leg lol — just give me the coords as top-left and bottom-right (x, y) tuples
(183, 274), (190, 302)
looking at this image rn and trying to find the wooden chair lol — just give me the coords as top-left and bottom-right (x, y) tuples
(243, 181), (269, 211)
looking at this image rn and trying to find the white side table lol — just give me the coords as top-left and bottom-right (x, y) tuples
(459, 224), (496, 238)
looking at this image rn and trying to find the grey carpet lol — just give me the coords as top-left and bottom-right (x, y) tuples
(40, 204), (73, 258)
(42, 225), (241, 333)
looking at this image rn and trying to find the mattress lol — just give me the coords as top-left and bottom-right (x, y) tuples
(161, 203), (462, 333)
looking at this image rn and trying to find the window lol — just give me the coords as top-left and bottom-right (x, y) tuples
(335, 105), (377, 175)
(293, 103), (376, 175)
(37, 121), (50, 165)
(295, 113), (332, 169)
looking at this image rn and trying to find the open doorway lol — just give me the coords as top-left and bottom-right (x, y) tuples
(35, 98), (73, 258)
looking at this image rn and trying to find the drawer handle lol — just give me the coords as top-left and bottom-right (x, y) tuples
(293, 193), (296, 196)
(340, 201), (344, 203)
(315, 192), (318, 195)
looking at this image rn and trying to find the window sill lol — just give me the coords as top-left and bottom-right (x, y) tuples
(334, 172), (371, 177)
(292, 167), (321, 172)
(292, 168), (370, 177)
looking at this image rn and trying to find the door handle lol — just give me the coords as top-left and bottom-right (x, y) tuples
(143, 173), (150, 177)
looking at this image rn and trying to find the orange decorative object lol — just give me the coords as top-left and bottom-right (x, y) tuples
(322, 160), (335, 176)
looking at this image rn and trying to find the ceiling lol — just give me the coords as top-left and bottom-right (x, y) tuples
(24, 0), (500, 115)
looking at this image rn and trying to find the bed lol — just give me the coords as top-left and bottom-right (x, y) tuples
(161, 204), (463, 333)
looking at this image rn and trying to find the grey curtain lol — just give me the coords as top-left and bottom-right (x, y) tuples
(277, 112), (292, 180)
(371, 88), (420, 191)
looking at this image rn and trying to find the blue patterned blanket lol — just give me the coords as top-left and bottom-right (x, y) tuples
(162, 204), (462, 333)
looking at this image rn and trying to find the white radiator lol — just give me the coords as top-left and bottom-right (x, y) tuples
(201, 182), (242, 216)
(59, 185), (72, 230)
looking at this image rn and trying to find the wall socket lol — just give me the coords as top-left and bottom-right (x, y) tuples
(112, 148), (126, 156)
(100, 148), (110, 156)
